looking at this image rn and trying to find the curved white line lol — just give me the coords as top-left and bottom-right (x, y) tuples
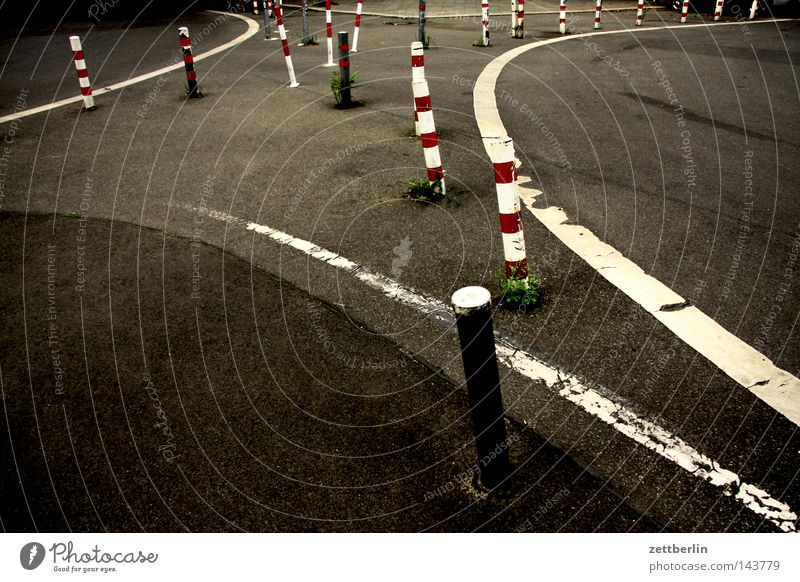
(0, 10), (259, 125)
(473, 18), (800, 427)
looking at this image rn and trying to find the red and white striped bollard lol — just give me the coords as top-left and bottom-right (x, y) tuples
(179, 27), (202, 98)
(274, 3), (299, 87)
(515, 0), (524, 39)
(325, 0), (335, 66)
(559, 0), (567, 34)
(511, 0), (517, 35)
(594, 0), (602, 29)
(636, 0), (645, 25)
(411, 41), (425, 137)
(69, 36), (95, 109)
(412, 78), (445, 193)
(714, 0), (723, 19)
(680, 0), (689, 22)
(486, 136), (527, 279)
(352, 0), (364, 52)
(481, 0), (490, 46)
(253, 0), (259, 14)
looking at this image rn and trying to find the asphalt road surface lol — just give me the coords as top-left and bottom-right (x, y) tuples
(0, 4), (798, 532)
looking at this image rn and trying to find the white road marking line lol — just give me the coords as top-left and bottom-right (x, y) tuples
(473, 19), (800, 427)
(195, 205), (797, 532)
(0, 11), (259, 126)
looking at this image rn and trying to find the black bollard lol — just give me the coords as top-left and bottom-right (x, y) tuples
(452, 286), (511, 489)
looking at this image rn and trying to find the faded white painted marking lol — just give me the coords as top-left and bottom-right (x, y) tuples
(197, 206), (797, 532)
(0, 11), (259, 125)
(474, 19), (800, 427)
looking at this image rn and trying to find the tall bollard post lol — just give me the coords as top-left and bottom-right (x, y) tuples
(352, 0), (364, 52)
(559, 0), (567, 34)
(594, 0), (602, 29)
(481, 0), (490, 46)
(274, 3), (300, 87)
(514, 0), (524, 38)
(300, 0), (311, 45)
(419, 0), (427, 47)
(337, 31), (352, 107)
(411, 41), (425, 137)
(263, 1), (275, 40)
(325, 0), (335, 65)
(680, 0), (689, 22)
(178, 27), (202, 98)
(485, 136), (528, 278)
(452, 286), (512, 490)
(69, 36), (95, 110)
(412, 78), (445, 193)
(636, 0), (645, 25)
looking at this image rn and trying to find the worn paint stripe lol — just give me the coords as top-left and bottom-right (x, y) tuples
(189, 204), (797, 532)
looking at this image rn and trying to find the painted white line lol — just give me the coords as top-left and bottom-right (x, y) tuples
(473, 18), (800, 427)
(0, 11), (259, 126)
(194, 205), (796, 532)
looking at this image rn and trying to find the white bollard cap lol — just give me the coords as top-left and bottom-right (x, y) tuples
(69, 36), (82, 51)
(411, 41), (424, 55)
(452, 286), (491, 315)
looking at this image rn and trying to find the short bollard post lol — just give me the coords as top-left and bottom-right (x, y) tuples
(178, 27), (202, 98)
(594, 0), (602, 29)
(559, 0), (567, 34)
(636, 0), (645, 26)
(252, 0), (259, 14)
(452, 286), (511, 490)
(69, 35), (95, 110)
(338, 31), (352, 108)
(680, 0), (689, 23)
(749, 0), (758, 18)
(419, 0), (427, 47)
(514, 0), (524, 39)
